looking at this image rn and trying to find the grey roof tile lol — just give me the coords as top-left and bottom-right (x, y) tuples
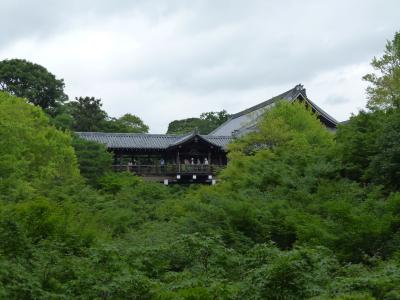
(77, 84), (337, 150)
(210, 84), (338, 136)
(76, 132), (233, 150)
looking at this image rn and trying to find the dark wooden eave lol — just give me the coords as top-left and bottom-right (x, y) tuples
(76, 131), (233, 151)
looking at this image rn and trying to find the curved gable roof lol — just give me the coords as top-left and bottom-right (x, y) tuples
(76, 131), (233, 150)
(210, 84), (338, 136)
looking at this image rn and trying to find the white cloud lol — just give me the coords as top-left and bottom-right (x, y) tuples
(305, 62), (372, 121)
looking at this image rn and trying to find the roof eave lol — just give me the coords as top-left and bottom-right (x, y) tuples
(167, 133), (223, 150)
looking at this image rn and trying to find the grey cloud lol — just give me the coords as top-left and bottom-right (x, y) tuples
(0, 0), (399, 132)
(0, 0), (180, 45)
(108, 0), (398, 94)
(324, 95), (350, 105)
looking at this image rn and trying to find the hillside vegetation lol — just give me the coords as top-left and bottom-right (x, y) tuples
(0, 32), (399, 299)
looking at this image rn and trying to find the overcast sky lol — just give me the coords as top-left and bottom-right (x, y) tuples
(1, 0), (399, 132)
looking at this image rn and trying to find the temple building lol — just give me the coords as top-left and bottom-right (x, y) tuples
(77, 84), (338, 184)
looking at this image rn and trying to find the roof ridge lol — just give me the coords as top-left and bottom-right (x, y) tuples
(230, 84), (305, 119)
(76, 132), (184, 137)
(209, 84), (305, 136)
(201, 135), (232, 138)
(304, 98), (339, 125)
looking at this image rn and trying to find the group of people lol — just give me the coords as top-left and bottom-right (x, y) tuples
(127, 159), (137, 166)
(183, 157), (209, 165)
(161, 157), (210, 165)
(125, 157), (210, 168)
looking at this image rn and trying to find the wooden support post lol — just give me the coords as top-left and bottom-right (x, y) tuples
(208, 151), (211, 171)
(177, 150), (180, 173)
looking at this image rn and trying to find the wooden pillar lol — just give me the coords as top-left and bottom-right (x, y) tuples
(177, 150), (180, 172)
(208, 151), (211, 171)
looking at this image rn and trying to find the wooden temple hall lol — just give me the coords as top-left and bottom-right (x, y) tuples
(77, 130), (232, 184)
(77, 84), (339, 184)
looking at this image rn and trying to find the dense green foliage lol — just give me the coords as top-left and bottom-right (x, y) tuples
(72, 136), (113, 187)
(167, 110), (229, 134)
(0, 92), (79, 201)
(336, 109), (400, 191)
(1, 91), (400, 299)
(364, 31), (400, 110)
(0, 59), (67, 112)
(53, 96), (149, 133)
(68, 96), (109, 132)
(110, 113), (149, 133)
(1, 32), (400, 299)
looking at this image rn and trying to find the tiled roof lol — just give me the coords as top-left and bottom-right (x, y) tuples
(210, 84), (338, 136)
(230, 85), (305, 119)
(77, 84), (338, 149)
(76, 132), (233, 150)
(201, 135), (233, 148)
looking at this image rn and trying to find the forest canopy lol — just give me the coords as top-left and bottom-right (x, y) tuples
(167, 110), (229, 134)
(0, 59), (67, 113)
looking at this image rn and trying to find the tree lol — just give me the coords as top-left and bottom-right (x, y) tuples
(167, 110), (229, 134)
(200, 110), (229, 130)
(0, 92), (79, 200)
(364, 31), (400, 110)
(72, 136), (113, 186)
(335, 110), (385, 182)
(167, 117), (206, 134)
(101, 114), (149, 133)
(0, 59), (67, 112)
(338, 109), (400, 191)
(61, 97), (150, 133)
(68, 96), (108, 131)
(116, 113), (149, 133)
(367, 109), (400, 190)
(337, 31), (400, 191)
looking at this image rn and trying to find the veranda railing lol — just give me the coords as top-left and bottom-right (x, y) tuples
(112, 164), (225, 176)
